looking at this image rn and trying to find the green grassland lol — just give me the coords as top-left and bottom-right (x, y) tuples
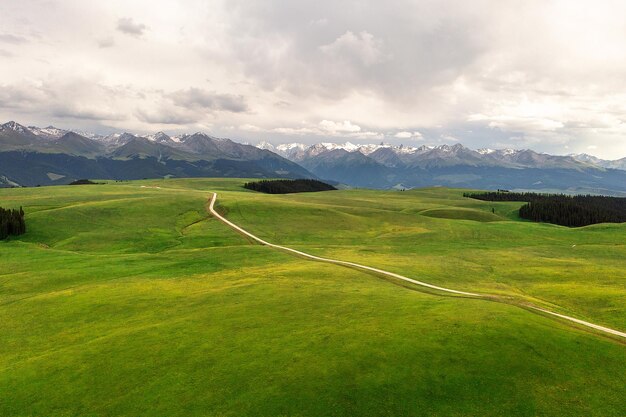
(1, 178), (624, 416)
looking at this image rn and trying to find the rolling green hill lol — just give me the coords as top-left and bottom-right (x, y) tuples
(0, 179), (624, 416)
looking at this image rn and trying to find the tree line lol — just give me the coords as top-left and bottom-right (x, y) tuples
(243, 179), (337, 194)
(464, 191), (626, 227)
(69, 179), (98, 185)
(0, 206), (26, 239)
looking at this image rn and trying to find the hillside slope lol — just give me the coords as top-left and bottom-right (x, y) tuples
(0, 179), (624, 416)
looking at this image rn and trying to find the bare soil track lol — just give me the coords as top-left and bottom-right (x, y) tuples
(209, 193), (626, 341)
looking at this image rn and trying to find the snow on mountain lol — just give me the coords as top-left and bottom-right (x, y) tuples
(269, 143), (307, 160)
(500, 149), (517, 156)
(73, 131), (104, 140)
(314, 142), (357, 152)
(29, 126), (68, 140)
(273, 142), (492, 161)
(145, 131), (179, 144)
(276, 143), (307, 151)
(571, 153), (626, 170)
(94, 132), (140, 149)
(256, 141), (275, 151)
(1, 121), (31, 135)
(571, 153), (603, 164)
(353, 143), (420, 155)
(266, 141), (623, 171)
(356, 143), (387, 155)
(178, 132), (227, 143)
(339, 142), (359, 152)
(394, 145), (419, 155)
(306, 143), (338, 157)
(270, 141), (422, 158)
(100, 132), (121, 141)
(3, 121), (625, 173)
(604, 158), (626, 170)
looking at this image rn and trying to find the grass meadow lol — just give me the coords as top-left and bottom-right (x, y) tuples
(1, 178), (624, 416)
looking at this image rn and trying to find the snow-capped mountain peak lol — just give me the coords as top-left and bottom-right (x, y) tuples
(341, 142), (359, 152)
(570, 153), (601, 163)
(276, 142), (306, 151)
(318, 142), (342, 150)
(394, 145), (419, 155)
(256, 141), (275, 151)
(146, 131), (175, 143)
(29, 126), (68, 140)
(356, 143), (387, 155)
(102, 132), (121, 140)
(1, 121), (30, 134)
(73, 131), (104, 140)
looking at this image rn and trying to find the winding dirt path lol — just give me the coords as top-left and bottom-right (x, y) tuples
(209, 193), (626, 341)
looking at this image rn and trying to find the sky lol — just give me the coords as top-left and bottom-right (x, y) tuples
(0, 0), (625, 159)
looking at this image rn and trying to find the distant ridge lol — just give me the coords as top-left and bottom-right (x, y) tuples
(0, 121), (315, 187)
(258, 140), (626, 171)
(256, 140), (626, 194)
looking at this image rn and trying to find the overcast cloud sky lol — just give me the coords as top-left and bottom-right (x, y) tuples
(0, 0), (625, 158)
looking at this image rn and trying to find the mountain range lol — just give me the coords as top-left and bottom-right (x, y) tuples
(2, 120), (626, 195)
(258, 140), (626, 170)
(257, 141), (626, 194)
(0, 121), (313, 187)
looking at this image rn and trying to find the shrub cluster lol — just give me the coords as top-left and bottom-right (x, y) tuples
(0, 206), (26, 239)
(243, 179), (337, 194)
(464, 191), (626, 227)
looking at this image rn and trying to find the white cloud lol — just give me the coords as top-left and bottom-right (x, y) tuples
(441, 134), (459, 142)
(116, 18), (147, 37)
(239, 123), (262, 132)
(319, 120), (361, 133)
(469, 113), (565, 132)
(266, 120), (383, 141)
(394, 131), (412, 139)
(320, 31), (385, 66)
(394, 131), (423, 139)
(271, 126), (319, 136)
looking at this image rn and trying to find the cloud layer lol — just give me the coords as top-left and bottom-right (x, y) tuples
(0, 0), (625, 158)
